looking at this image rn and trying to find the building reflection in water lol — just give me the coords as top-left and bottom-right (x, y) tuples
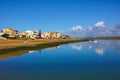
(70, 40), (120, 55)
(44, 46), (60, 50)
(28, 46), (60, 54)
(0, 45), (60, 59)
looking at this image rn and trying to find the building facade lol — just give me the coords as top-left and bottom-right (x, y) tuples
(25, 30), (38, 39)
(2, 28), (18, 37)
(41, 32), (61, 39)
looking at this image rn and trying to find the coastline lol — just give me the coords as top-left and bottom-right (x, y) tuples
(0, 39), (83, 49)
(0, 38), (119, 59)
(0, 39), (88, 59)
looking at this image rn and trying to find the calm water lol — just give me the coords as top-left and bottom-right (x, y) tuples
(0, 40), (120, 80)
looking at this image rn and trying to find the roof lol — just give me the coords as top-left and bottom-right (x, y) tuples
(3, 28), (18, 32)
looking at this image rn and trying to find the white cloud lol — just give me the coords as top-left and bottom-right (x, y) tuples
(95, 21), (105, 27)
(69, 26), (83, 32)
(68, 21), (120, 37)
(89, 27), (93, 30)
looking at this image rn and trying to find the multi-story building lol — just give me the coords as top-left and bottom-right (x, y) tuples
(25, 30), (38, 39)
(2, 28), (18, 37)
(41, 32), (61, 39)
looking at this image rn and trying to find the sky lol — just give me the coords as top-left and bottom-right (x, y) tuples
(0, 0), (120, 34)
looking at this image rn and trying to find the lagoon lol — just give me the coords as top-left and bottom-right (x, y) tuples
(0, 40), (120, 80)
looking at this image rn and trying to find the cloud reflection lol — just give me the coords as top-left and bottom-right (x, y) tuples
(71, 44), (82, 50)
(70, 40), (120, 55)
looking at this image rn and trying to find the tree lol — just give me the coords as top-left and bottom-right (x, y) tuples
(39, 30), (41, 36)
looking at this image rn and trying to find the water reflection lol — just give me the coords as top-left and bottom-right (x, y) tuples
(70, 44), (82, 50)
(0, 45), (60, 59)
(27, 46), (60, 54)
(1, 40), (120, 59)
(0, 40), (120, 80)
(70, 40), (120, 55)
(44, 46), (60, 50)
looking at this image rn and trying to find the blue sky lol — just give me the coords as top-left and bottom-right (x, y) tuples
(0, 0), (120, 33)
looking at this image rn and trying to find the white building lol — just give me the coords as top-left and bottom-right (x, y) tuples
(41, 32), (61, 39)
(25, 30), (38, 39)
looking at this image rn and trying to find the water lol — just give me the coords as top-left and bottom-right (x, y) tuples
(0, 40), (120, 80)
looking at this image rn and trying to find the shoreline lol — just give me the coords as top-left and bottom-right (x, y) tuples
(0, 39), (89, 59)
(0, 38), (119, 59)
(0, 39), (84, 49)
(0, 37), (120, 50)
